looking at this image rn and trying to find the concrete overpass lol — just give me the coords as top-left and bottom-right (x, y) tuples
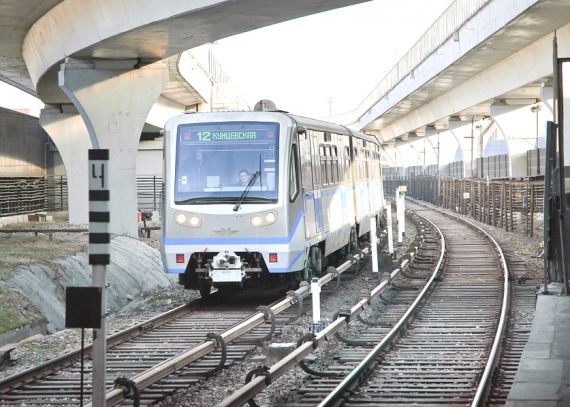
(1, 0), (369, 236)
(340, 0), (570, 180)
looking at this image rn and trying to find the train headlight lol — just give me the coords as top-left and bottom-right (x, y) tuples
(175, 213), (187, 225)
(189, 216), (201, 227)
(251, 211), (277, 227)
(175, 212), (202, 228)
(265, 212), (277, 224)
(251, 215), (263, 227)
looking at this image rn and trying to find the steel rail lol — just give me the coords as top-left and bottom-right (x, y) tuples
(408, 197), (511, 407)
(0, 302), (191, 392)
(316, 214), (445, 407)
(87, 247), (372, 407)
(455, 214), (510, 406)
(217, 215), (431, 407)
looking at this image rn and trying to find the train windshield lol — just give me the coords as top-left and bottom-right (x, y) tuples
(174, 121), (279, 204)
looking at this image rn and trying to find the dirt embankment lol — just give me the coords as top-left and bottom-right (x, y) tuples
(0, 226), (173, 336)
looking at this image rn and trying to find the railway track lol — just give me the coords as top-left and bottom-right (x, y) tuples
(0, 298), (277, 406)
(318, 203), (509, 406)
(0, 222), (394, 406)
(216, 201), (511, 407)
(486, 242), (538, 405)
(4, 202), (533, 407)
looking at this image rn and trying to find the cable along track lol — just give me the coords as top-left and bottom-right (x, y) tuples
(0, 239), (376, 406)
(0, 304), (270, 406)
(303, 202), (509, 407)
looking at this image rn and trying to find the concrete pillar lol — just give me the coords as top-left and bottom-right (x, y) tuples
(436, 128), (461, 176)
(424, 128), (439, 174)
(541, 86), (554, 118)
(490, 103), (537, 178)
(59, 59), (168, 236)
(39, 106), (92, 225)
(449, 119), (474, 178)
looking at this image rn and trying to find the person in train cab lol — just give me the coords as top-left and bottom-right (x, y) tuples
(181, 149), (207, 190)
(238, 169), (252, 186)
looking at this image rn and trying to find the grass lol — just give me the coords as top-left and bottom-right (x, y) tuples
(0, 232), (85, 281)
(0, 228), (85, 335)
(0, 288), (43, 334)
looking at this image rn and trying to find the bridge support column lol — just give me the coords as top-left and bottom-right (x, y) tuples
(448, 119), (473, 178)
(490, 103), (544, 178)
(59, 59), (168, 237)
(39, 106), (91, 225)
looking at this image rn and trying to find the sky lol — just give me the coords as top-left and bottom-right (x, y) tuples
(214, 0), (455, 120)
(0, 81), (44, 117)
(0, 0), (454, 120)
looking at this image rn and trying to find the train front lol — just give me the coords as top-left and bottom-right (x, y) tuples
(161, 112), (305, 296)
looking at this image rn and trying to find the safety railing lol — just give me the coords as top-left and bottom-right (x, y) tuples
(335, 0), (491, 125)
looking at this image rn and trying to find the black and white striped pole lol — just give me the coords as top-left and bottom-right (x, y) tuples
(88, 149), (110, 407)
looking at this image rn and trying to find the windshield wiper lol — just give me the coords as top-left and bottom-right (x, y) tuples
(233, 170), (261, 212)
(176, 197), (236, 205)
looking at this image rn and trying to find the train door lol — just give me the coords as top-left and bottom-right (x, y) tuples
(311, 131), (325, 234)
(367, 144), (377, 214)
(299, 130), (317, 239)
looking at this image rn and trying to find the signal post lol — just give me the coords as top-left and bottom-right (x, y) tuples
(88, 149), (111, 406)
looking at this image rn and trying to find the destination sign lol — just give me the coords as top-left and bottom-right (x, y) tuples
(195, 130), (258, 141)
(179, 122), (278, 143)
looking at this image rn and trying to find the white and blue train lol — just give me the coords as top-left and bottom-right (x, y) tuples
(161, 102), (384, 297)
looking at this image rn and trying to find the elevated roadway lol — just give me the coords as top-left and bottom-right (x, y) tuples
(341, 0), (570, 180)
(0, 0), (369, 235)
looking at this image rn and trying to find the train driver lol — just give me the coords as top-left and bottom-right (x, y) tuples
(238, 169), (252, 186)
(180, 149), (207, 190)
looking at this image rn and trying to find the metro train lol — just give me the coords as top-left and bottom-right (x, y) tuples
(160, 101), (384, 297)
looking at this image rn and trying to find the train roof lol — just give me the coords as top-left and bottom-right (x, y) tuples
(289, 114), (380, 146)
(173, 110), (380, 146)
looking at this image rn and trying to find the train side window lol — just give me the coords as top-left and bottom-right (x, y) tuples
(331, 146), (339, 184)
(319, 144), (327, 185)
(325, 145), (332, 185)
(344, 147), (351, 181)
(353, 147), (358, 180)
(363, 149), (369, 179)
(289, 144), (300, 202)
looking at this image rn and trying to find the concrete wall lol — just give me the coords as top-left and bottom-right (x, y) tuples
(137, 139), (163, 176)
(0, 107), (49, 177)
(0, 318), (47, 347)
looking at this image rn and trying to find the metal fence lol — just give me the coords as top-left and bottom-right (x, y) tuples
(137, 176), (163, 211)
(0, 176), (67, 218)
(46, 176), (68, 212)
(0, 175), (163, 220)
(384, 176), (545, 237)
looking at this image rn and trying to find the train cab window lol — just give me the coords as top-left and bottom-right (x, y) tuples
(289, 144), (300, 202)
(174, 121), (279, 204)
